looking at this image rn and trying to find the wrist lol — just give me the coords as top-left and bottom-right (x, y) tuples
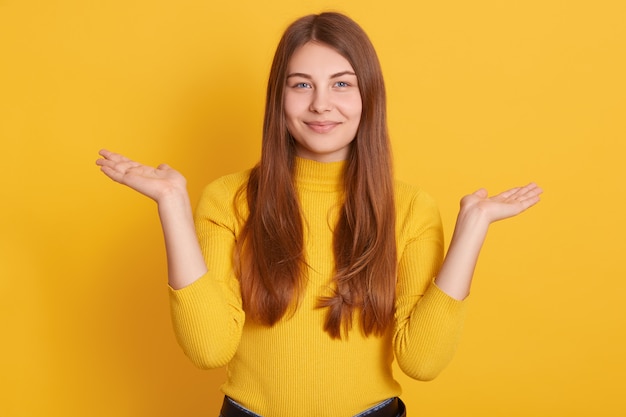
(456, 204), (491, 230)
(157, 187), (192, 212)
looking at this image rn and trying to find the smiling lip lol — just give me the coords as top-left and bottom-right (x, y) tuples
(305, 121), (339, 133)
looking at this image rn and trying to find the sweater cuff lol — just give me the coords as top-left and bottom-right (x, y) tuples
(422, 278), (469, 314)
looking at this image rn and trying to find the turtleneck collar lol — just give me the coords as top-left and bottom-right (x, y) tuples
(293, 156), (345, 193)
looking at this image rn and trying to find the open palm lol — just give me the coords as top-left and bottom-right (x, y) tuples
(96, 149), (187, 202)
(460, 183), (543, 224)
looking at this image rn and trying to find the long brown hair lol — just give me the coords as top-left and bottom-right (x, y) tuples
(236, 12), (396, 338)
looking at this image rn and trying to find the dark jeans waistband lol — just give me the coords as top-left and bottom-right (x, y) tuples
(219, 396), (406, 417)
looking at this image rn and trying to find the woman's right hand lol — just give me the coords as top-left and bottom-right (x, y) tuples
(96, 149), (187, 203)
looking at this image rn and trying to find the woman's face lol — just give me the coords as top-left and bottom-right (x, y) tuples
(283, 42), (362, 162)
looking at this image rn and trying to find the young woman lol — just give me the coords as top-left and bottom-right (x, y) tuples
(96, 12), (541, 417)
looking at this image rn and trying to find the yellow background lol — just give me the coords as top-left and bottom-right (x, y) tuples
(1, 0), (624, 416)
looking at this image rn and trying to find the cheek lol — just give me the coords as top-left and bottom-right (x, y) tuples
(351, 99), (363, 121)
(283, 93), (306, 118)
(346, 93), (363, 117)
(282, 98), (293, 120)
(283, 96), (299, 137)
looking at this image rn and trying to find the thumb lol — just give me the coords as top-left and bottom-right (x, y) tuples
(473, 188), (488, 199)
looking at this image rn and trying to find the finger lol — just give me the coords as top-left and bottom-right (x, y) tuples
(515, 182), (540, 194)
(526, 183), (543, 196)
(96, 157), (141, 173)
(516, 194), (542, 211)
(495, 187), (521, 200)
(99, 165), (126, 183)
(497, 183), (542, 202)
(510, 183), (543, 202)
(98, 149), (134, 164)
(511, 185), (543, 211)
(98, 149), (122, 160)
(98, 149), (113, 158)
(518, 191), (543, 206)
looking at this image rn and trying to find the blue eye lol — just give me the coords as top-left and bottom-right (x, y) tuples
(294, 82), (311, 88)
(335, 81), (349, 87)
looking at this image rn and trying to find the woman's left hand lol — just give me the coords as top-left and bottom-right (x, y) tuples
(459, 183), (543, 225)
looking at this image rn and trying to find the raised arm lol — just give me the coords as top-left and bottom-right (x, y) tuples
(436, 183), (543, 300)
(393, 183), (542, 380)
(95, 149), (207, 289)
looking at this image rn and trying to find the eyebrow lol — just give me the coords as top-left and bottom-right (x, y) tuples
(286, 71), (357, 79)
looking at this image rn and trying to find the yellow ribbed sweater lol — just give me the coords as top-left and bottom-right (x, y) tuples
(169, 157), (467, 417)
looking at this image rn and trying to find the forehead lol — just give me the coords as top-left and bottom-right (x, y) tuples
(287, 42), (355, 74)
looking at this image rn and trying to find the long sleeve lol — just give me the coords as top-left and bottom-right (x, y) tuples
(168, 173), (247, 369)
(393, 185), (468, 380)
(166, 161), (469, 417)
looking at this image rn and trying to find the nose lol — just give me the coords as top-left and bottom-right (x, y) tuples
(309, 89), (332, 113)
